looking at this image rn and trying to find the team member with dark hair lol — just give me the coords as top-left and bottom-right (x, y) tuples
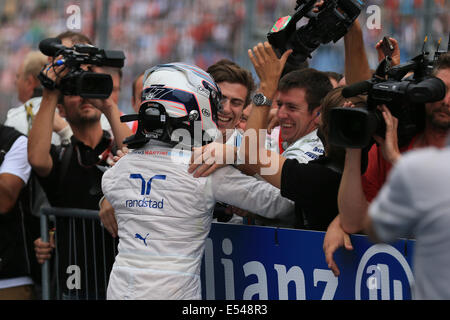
(265, 67), (333, 162)
(207, 59), (256, 144)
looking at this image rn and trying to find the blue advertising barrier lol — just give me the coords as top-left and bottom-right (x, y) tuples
(201, 223), (415, 300)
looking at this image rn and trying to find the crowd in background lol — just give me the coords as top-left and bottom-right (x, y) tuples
(0, 0), (449, 120)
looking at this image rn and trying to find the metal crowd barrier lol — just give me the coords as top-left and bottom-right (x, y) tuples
(40, 207), (118, 300)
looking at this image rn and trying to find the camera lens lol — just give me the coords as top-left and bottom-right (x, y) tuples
(78, 72), (113, 99)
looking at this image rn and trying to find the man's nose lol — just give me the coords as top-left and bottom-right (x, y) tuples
(220, 98), (231, 114)
(277, 104), (288, 118)
(444, 91), (450, 106)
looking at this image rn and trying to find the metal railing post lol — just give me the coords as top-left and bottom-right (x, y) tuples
(40, 209), (50, 300)
(38, 207), (117, 300)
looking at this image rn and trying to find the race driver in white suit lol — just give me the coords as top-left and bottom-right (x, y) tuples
(101, 63), (294, 300)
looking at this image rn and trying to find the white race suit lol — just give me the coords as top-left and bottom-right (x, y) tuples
(102, 140), (294, 300)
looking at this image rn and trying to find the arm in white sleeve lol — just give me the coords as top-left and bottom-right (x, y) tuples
(210, 166), (294, 219)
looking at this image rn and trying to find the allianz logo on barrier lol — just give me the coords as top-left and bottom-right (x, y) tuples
(125, 174), (166, 208)
(356, 244), (414, 300)
(203, 238), (414, 300)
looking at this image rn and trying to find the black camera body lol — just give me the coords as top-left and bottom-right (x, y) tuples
(38, 38), (125, 99)
(329, 52), (447, 149)
(267, 0), (363, 69)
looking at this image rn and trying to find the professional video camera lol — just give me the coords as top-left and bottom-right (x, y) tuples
(328, 41), (448, 149)
(267, 0), (363, 70)
(37, 38), (125, 99)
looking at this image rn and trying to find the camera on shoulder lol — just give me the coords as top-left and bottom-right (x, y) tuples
(329, 44), (448, 149)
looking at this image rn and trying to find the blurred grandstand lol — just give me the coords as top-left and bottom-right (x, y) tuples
(0, 0), (448, 120)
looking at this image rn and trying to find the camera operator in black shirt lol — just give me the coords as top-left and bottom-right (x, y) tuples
(28, 34), (131, 299)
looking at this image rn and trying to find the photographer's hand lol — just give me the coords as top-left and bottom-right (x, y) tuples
(376, 37), (401, 67)
(313, 0), (324, 12)
(28, 57), (69, 178)
(85, 96), (116, 114)
(86, 96), (132, 150)
(323, 215), (353, 277)
(373, 105), (401, 165)
(248, 42), (292, 99)
(42, 55), (69, 88)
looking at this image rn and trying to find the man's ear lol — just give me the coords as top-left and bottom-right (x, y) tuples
(25, 74), (36, 90)
(313, 106), (322, 125)
(57, 103), (66, 118)
(29, 76), (41, 90)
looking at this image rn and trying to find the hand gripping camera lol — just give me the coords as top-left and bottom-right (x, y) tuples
(267, 0), (363, 70)
(328, 45), (447, 149)
(38, 38), (125, 99)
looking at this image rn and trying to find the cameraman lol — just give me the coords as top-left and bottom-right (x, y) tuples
(324, 53), (450, 278)
(28, 35), (131, 299)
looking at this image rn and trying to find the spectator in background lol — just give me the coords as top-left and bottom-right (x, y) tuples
(5, 50), (68, 145)
(15, 51), (46, 104)
(0, 124), (40, 299)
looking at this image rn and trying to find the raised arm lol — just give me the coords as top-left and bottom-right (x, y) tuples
(337, 148), (368, 234)
(344, 19), (372, 85)
(28, 89), (59, 177)
(246, 42), (291, 134)
(239, 42), (292, 187)
(189, 42), (291, 187)
(339, 105), (401, 234)
(28, 59), (69, 177)
(87, 66), (132, 149)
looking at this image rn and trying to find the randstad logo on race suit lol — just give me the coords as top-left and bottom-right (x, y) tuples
(125, 174), (166, 208)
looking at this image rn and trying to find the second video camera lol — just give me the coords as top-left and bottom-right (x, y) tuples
(329, 52), (447, 149)
(38, 37), (125, 99)
(267, 0), (363, 69)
